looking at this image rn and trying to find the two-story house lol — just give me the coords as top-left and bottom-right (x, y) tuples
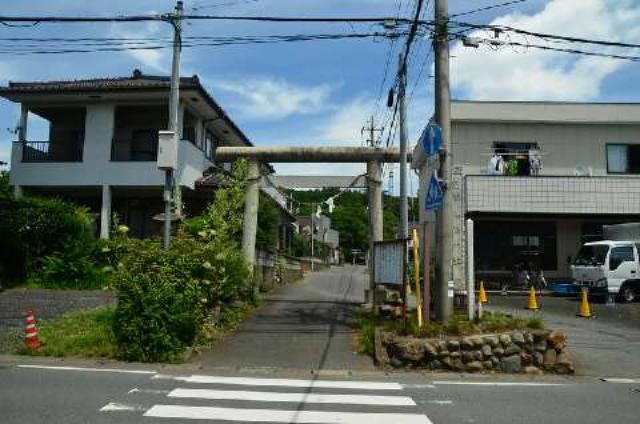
(0, 70), (259, 238)
(413, 101), (640, 289)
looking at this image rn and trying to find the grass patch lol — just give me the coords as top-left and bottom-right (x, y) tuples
(357, 310), (545, 349)
(15, 307), (117, 358)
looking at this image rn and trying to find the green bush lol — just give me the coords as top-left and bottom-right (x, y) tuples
(0, 196), (99, 287)
(112, 162), (252, 362)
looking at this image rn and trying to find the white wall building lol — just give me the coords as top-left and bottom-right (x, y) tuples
(0, 70), (256, 238)
(413, 101), (640, 288)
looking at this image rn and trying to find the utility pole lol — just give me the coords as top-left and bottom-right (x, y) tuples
(362, 116), (384, 147)
(398, 54), (409, 240)
(163, 0), (183, 250)
(434, 0), (453, 321)
(310, 204), (315, 271)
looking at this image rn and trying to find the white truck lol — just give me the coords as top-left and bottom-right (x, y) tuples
(571, 223), (640, 302)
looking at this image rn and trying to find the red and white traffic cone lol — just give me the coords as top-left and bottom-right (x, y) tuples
(24, 309), (42, 349)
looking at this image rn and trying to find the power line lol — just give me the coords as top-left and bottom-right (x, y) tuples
(450, 20), (640, 50)
(453, 34), (640, 62)
(191, 0), (262, 11)
(0, 32), (407, 55)
(450, 0), (530, 18)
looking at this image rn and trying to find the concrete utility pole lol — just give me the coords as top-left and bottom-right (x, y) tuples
(434, 0), (453, 321)
(310, 204), (315, 272)
(164, 0), (183, 251)
(398, 54), (409, 240)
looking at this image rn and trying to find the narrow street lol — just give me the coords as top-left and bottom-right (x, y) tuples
(194, 264), (373, 372)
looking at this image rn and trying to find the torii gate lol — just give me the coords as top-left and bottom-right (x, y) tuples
(215, 146), (411, 300)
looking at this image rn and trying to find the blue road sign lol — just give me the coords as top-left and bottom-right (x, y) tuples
(421, 123), (442, 156)
(425, 171), (443, 210)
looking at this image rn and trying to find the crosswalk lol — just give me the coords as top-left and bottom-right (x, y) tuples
(99, 374), (433, 423)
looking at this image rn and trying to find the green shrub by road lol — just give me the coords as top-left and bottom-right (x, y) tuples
(0, 196), (102, 289)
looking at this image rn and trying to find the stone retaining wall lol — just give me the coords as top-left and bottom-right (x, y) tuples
(375, 328), (574, 374)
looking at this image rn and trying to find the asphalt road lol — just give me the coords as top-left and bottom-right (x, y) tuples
(1, 358), (639, 424)
(193, 265), (373, 372)
(2, 266), (640, 423)
(486, 294), (640, 378)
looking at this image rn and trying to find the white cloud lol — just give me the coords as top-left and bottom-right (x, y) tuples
(451, 0), (640, 101)
(0, 141), (11, 167)
(320, 96), (372, 143)
(110, 21), (170, 73)
(214, 77), (335, 120)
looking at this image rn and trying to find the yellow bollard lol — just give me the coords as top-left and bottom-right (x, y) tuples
(412, 229), (423, 328)
(478, 280), (488, 304)
(525, 285), (539, 310)
(577, 288), (593, 318)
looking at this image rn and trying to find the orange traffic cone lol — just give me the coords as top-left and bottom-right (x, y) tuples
(478, 281), (488, 304)
(525, 285), (539, 310)
(577, 288), (592, 318)
(24, 309), (42, 349)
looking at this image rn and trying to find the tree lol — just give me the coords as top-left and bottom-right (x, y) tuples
(289, 189), (417, 263)
(0, 170), (11, 200)
(256, 193), (280, 251)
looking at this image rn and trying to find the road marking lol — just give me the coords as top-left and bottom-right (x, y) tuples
(17, 365), (156, 375)
(153, 375), (403, 390)
(145, 405), (432, 423)
(168, 388), (416, 406)
(432, 381), (567, 387)
(100, 402), (147, 412)
(128, 387), (170, 395)
(601, 378), (640, 384)
(401, 384), (436, 389)
(426, 400), (453, 405)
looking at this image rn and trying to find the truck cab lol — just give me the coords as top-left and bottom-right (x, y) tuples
(571, 241), (640, 302)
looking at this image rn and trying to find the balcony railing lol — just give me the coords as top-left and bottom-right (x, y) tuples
(21, 140), (83, 162)
(465, 175), (640, 215)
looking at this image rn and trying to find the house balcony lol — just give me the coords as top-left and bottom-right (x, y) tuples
(22, 140), (84, 162)
(11, 139), (213, 190)
(465, 175), (640, 216)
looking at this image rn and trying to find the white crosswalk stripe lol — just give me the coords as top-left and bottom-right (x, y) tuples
(168, 387), (416, 406)
(100, 374), (433, 423)
(156, 374), (405, 390)
(144, 404), (432, 423)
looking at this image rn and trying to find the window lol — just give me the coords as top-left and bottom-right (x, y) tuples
(493, 142), (541, 176)
(607, 144), (640, 174)
(609, 246), (635, 270)
(475, 221), (557, 271)
(131, 129), (158, 161)
(204, 129), (219, 161)
(574, 245), (609, 266)
(112, 105), (167, 161)
(182, 109), (197, 145)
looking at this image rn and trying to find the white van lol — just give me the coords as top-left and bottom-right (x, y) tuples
(571, 241), (640, 302)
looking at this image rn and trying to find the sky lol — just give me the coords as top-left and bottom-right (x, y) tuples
(0, 0), (639, 196)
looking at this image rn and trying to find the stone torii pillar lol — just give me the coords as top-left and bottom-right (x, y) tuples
(242, 160), (261, 271)
(367, 160), (383, 301)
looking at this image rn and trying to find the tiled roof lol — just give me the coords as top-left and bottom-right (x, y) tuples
(0, 69), (253, 147)
(0, 70), (199, 94)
